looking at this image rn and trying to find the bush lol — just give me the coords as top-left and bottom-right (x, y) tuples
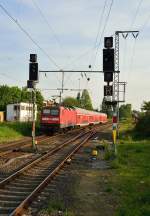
(134, 114), (150, 137)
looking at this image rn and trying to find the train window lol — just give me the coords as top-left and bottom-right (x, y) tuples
(43, 109), (51, 114)
(50, 109), (59, 116)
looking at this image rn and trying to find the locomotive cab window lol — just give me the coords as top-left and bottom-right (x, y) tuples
(50, 109), (59, 116)
(42, 109), (51, 115)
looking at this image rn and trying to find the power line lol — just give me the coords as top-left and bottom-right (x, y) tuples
(94, 0), (108, 48)
(31, 0), (75, 70)
(31, 0), (62, 51)
(63, 0), (110, 69)
(0, 3), (60, 69)
(90, 0), (107, 64)
(97, 0), (114, 47)
(128, 39), (137, 80)
(140, 12), (150, 32)
(63, 46), (95, 68)
(130, 0), (143, 29)
(93, 0), (114, 68)
(31, 0), (81, 83)
(128, 0), (143, 79)
(63, 32), (115, 69)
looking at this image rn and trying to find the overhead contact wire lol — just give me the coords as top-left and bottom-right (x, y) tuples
(130, 0), (143, 29)
(93, 0), (114, 68)
(128, 0), (143, 78)
(90, 0), (107, 66)
(31, 0), (63, 51)
(0, 3), (61, 69)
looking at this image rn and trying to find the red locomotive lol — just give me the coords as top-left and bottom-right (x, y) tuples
(40, 106), (107, 133)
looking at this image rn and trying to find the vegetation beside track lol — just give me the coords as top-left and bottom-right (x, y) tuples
(29, 119), (149, 216)
(0, 122), (40, 142)
(134, 114), (150, 138)
(110, 119), (150, 216)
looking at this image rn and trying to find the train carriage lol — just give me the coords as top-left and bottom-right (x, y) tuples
(75, 108), (89, 127)
(75, 107), (107, 126)
(40, 105), (107, 133)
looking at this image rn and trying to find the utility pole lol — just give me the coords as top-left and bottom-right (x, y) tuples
(103, 31), (139, 155)
(39, 70), (103, 105)
(59, 71), (64, 104)
(78, 78), (80, 93)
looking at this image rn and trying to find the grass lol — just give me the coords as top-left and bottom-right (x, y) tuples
(109, 119), (150, 216)
(41, 199), (75, 216)
(0, 121), (40, 142)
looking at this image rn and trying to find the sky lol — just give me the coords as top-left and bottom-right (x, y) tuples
(0, 0), (150, 110)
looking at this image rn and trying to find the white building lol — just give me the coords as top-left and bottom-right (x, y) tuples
(6, 102), (37, 122)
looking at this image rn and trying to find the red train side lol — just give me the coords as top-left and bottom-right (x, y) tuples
(75, 108), (107, 126)
(40, 106), (107, 132)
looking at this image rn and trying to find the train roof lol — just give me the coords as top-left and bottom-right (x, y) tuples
(42, 105), (107, 116)
(74, 107), (107, 116)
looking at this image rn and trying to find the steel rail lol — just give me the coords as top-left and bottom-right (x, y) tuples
(0, 127), (86, 155)
(0, 123), (111, 215)
(9, 131), (95, 216)
(0, 131), (86, 188)
(0, 134), (64, 157)
(0, 135), (47, 152)
(0, 123), (109, 157)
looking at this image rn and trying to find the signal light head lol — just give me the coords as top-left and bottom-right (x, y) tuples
(29, 62), (38, 81)
(103, 49), (114, 72)
(104, 37), (113, 48)
(30, 54), (37, 62)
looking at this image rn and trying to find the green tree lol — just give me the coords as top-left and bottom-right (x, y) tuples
(119, 104), (132, 119)
(134, 101), (150, 137)
(0, 85), (44, 111)
(80, 89), (93, 110)
(10, 86), (22, 103)
(62, 97), (79, 107)
(21, 88), (44, 111)
(36, 90), (44, 111)
(135, 113), (150, 137)
(0, 85), (16, 110)
(141, 101), (150, 114)
(21, 87), (31, 102)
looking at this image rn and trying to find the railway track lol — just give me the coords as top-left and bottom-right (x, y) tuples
(0, 135), (47, 155)
(0, 127), (87, 157)
(0, 123), (111, 173)
(0, 129), (95, 215)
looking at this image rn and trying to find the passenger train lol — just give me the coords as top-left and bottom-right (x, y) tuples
(40, 105), (107, 133)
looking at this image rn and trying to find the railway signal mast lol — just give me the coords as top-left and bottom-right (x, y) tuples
(27, 54), (39, 151)
(103, 36), (114, 97)
(103, 31), (139, 154)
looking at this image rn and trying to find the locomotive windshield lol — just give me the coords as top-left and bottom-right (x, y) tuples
(43, 109), (50, 114)
(42, 108), (59, 116)
(50, 109), (59, 116)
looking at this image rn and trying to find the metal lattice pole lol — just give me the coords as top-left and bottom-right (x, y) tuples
(112, 30), (139, 154)
(113, 31), (120, 103)
(114, 31), (120, 141)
